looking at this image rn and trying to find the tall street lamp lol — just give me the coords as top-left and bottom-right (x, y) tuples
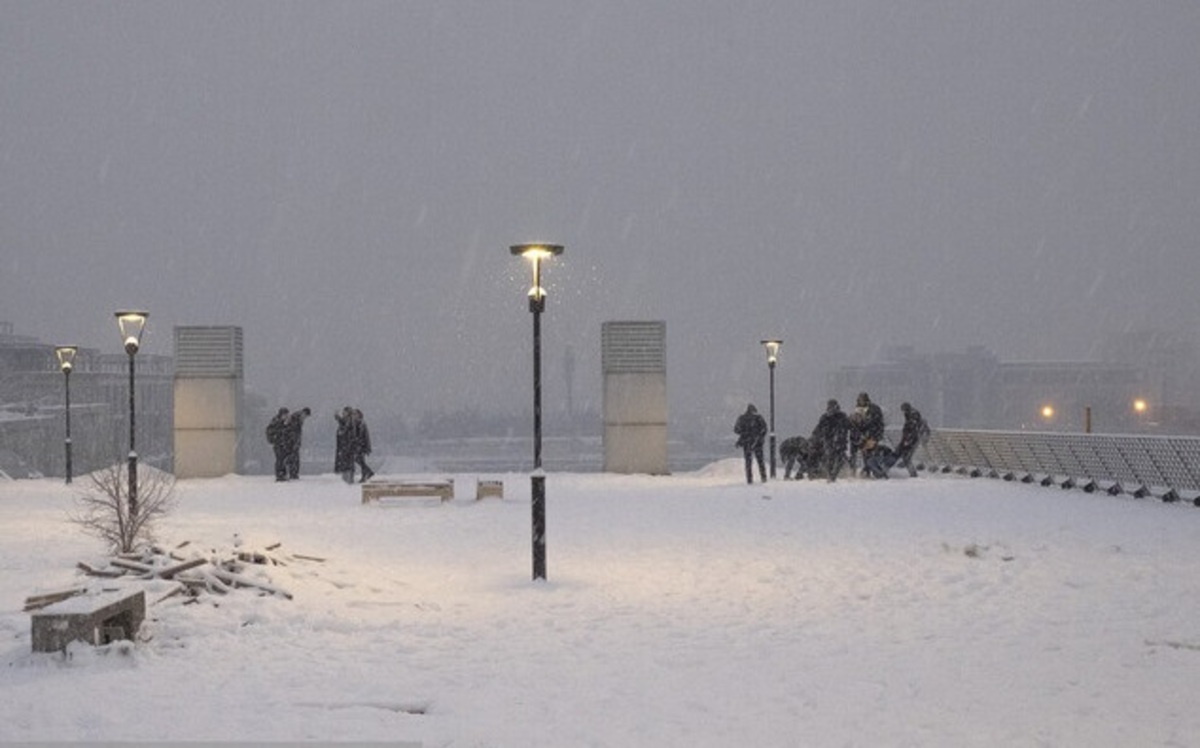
(115, 311), (148, 521)
(761, 339), (782, 479)
(511, 243), (563, 581)
(54, 346), (78, 484)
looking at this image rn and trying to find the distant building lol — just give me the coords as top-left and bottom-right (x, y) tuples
(827, 335), (1199, 434)
(0, 321), (173, 477)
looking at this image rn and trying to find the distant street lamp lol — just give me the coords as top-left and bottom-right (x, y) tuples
(760, 339), (782, 478)
(115, 311), (148, 521)
(510, 243), (563, 581)
(54, 346), (78, 484)
(1133, 398), (1149, 432)
(1040, 404), (1055, 427)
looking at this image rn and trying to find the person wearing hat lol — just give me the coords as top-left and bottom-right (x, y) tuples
(734, 403), (769, 484)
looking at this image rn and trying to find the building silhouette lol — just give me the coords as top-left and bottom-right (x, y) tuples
(828, 336), (1200, 435)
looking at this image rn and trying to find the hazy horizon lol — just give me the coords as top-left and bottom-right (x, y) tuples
(4, 2), (1198, 435)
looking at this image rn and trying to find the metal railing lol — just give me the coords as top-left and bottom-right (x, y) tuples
(910, 429), (1200, 505)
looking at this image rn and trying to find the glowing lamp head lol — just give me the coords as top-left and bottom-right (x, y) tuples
(1133, 398), (1148, 414)
(114, 310), (149, 355)
(1041, 405), (1055, 420)
(510, 243), (564, 262)
(760, 339), (783, 365)
(510, 244), (564, 310)
(54, 345), (78, 373)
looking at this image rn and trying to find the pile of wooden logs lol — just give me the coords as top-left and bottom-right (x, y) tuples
(24, 540), (322, 612)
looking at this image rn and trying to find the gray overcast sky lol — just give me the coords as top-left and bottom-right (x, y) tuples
(3, 1), (1198, 435)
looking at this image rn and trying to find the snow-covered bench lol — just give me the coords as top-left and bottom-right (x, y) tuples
(30, 589), (145, 653)
(361, 479), (454, 504)
(475, 479), (504, 500)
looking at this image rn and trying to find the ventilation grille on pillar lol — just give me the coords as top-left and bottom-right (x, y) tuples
(174, 326), (243, 378)
(602, 321), (666, 374)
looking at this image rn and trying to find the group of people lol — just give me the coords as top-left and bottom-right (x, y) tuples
(735, 393), (930, 485)
(265, 406), (312, 482)
(265, 406), (374, 483)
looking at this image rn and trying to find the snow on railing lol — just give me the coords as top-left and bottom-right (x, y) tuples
(911, 429), (1200, 505)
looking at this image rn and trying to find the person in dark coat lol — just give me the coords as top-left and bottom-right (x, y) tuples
(894, 402), (930, 477)
(350, 408), (374, 483)
(813, 399), (852, 482)
(864, 443), (898, 479)
(734, 403), (769, 484)
(283, 407), (311, 480)
(266, 407), (290, 482)
(854, 392), (886, 477)
(779, 435), (813, 480)
(334, 407), (355, 483)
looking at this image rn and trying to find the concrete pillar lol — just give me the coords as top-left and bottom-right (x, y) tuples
(173, 326), (243, 478)
(602, 321), (668, 474)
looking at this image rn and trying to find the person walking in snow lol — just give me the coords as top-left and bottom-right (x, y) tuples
(734, 403), (769, 484)
(350, 408), (374, 483)
(266, 407), (290, 482)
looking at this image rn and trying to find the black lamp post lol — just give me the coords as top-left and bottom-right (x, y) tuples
(760, 339), (782, 479)
(54, 346), (78, 484)
(115, 311), (148, 520)
(511, 243), (563, 581)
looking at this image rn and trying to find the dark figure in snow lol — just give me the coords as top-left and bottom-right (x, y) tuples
(334, 407), (374, 483)
(266, 407), (291, 482)
(780, 435), (814, 480)
(813, 399), (852, 482)
(864, 443), (899, 479)
(350, 408), (374, 483)
(283, 407), (311, 480)
(734, 403), (769, 484)
(895, 402), (930, 477)
(804, 436), (826, 480)
(334, 407), (355, 483)
(854, 392), (886, 477)
(847, 410), (864, 475)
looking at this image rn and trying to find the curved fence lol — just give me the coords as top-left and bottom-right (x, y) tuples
(911, 429), (1200, 505)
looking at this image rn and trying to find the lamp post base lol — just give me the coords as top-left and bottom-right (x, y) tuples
(531, 474), (546, 580)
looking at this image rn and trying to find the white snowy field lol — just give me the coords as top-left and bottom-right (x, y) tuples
(2, 461), (1200, 747)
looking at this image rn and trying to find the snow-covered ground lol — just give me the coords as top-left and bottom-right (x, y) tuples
(2, 461), (1199, 746)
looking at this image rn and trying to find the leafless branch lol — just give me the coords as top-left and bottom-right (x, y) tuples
(69, 463), (176, 554)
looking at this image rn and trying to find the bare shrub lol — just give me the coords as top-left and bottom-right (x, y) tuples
(70, 463), (176, 554)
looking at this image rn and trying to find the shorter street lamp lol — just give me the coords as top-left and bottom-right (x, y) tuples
(1132, 398), (1150, 432)
(115, 311), (148, 520)
(1040, 404), (1055, 427)
(54, 346), (78, 484)
(510, 243), (564, 582)
(761, 339), (782, 478)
